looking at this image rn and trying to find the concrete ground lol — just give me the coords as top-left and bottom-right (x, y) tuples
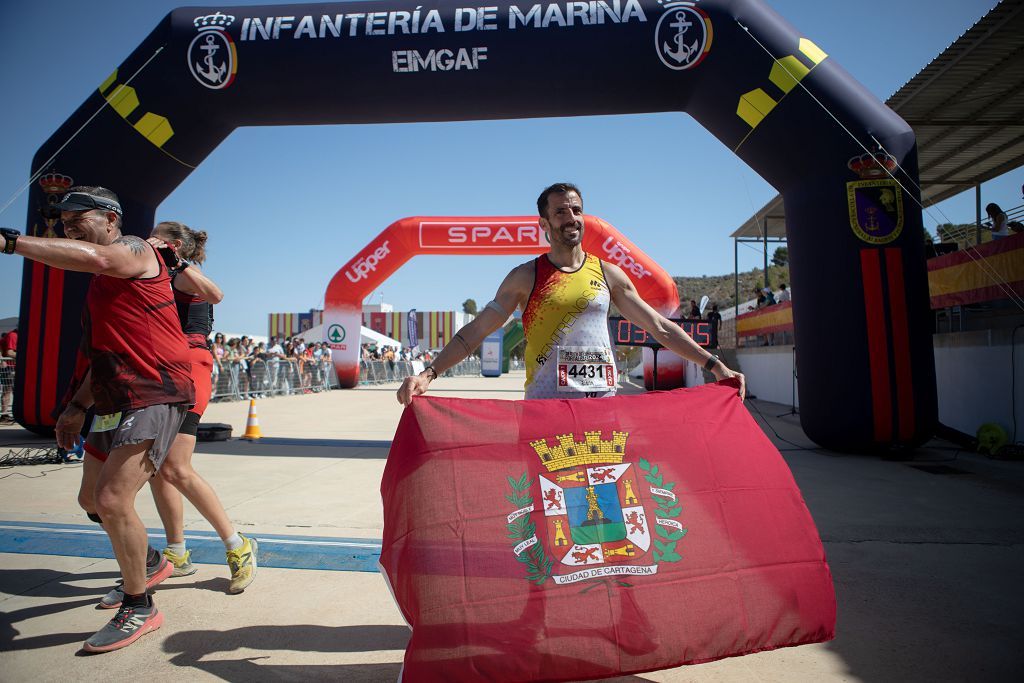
(1, 371), (1022, 682)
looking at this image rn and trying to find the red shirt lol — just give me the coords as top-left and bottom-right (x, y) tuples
(82, 244), (195, 414)
(1, 329), (16, 358)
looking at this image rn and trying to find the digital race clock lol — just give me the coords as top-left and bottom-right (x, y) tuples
(608, 317), (717, 349)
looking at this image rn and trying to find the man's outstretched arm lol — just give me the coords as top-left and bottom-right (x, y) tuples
(605, 262), (746, 400)
(13, 235), (158, 279)
(397, 264), (532, 405)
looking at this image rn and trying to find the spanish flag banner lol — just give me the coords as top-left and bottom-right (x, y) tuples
(380, 380), (835, 681)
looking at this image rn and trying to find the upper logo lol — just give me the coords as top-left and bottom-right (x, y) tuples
(344, 240), (391, 283)
(188, 11), (237, 90)
(506, 430), (686, 587)
(600, 236), (653, 280)
(655, 1), (713, 71)
(846, 152), (904, 245)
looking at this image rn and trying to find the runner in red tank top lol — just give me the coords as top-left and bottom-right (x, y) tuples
(80, 252), (194, 413)
(8, 186), (190, 652)
(146, 221), (258, 593)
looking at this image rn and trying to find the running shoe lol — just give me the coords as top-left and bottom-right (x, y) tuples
(83, 598), (163, 653)
(226, 534), (258, 594)
(162, 547), (198, 577)
(99, 556), (173, 609)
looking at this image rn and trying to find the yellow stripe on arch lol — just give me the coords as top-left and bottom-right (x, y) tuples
(737, 88), (777, 129)
(799, 38), (828, 65)
(98, 69), (175, 149)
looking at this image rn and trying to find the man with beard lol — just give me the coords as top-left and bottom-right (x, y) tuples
(398, 182), (745, 404)
(2, 186), (194, 652)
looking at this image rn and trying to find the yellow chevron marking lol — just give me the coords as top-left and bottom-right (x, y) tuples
(98, 74), (176, 150)
(134, 113), (174, 148)
(99, 69), (118, 93)
(736, 88), (777, 128)
(770, 55), (809, 94)
(105, 85), (139, 118)
(799, 38), (827, 65)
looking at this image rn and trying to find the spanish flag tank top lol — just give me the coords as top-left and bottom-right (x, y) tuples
(522, 253), (617, 400)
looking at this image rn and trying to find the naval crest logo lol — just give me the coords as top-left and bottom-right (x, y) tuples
(655, 1), (713, 71)
(506, 431), (686, 586)
(188, 11), (237, 90)
(845, 152), (904, 244)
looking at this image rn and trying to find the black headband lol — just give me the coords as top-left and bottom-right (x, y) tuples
(54, 192), (123, 216)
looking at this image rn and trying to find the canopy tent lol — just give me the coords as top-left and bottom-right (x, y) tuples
(303, 323), (402, 351)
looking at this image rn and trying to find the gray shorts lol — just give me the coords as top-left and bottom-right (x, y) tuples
(84, 404), (188, 471)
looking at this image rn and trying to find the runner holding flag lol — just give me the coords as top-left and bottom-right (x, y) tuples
(397, 183), (745, 404)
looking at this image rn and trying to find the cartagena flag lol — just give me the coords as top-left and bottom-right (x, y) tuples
(380, 380), (835, 682)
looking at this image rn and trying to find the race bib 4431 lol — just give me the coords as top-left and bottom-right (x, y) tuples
(556, 346), (615, 392)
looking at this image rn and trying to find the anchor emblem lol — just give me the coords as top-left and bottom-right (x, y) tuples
(196, 34), (227, 84)
(188, 11), (237, 90)
(655, 3), (712, 72)
(662, 11), (698, 65)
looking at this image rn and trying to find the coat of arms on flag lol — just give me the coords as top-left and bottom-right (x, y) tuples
(506, 431), (686, 586)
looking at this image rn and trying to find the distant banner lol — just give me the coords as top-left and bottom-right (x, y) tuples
(928, 234), (1024, 308)
(408, 309), (419, 351)
(736, 301), (794, 337)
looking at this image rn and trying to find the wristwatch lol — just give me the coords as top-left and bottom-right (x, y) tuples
(703, 354), (720, 371)
(1, 228), (20, 255)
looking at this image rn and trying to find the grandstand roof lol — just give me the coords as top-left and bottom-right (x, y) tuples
(732, 0), (1024, 239)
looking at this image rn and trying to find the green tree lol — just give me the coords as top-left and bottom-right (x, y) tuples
(771, 246), (789, 267)
(462, 298), (478, 316)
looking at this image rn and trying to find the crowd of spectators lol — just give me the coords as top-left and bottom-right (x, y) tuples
(747, 283), (790, 311)
(360, 343), (433, 364)
(209, 333), (335, 400)
(357, 340), (488, 384)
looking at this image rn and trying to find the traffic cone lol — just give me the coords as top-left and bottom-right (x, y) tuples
(241, 399), (262, 440)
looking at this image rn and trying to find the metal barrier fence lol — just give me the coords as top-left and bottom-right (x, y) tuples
(359, 357), (482, 385)
(211, 357), (338, 401)
(0, 355), (492, 416)
(209, 356), (486, 400)
(1, 360), (14, 420)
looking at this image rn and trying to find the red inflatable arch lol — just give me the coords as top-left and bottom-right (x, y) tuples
(323, 215), (682, 388)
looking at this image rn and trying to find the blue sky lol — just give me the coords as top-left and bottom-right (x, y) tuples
(0, 0), (1017, 335)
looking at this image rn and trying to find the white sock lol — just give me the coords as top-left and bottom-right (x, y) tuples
(224, 533), (243, 551)
(167, 541), (186, 556)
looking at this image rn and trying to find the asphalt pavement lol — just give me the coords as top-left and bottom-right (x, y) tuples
(1, 371), (1021, 682)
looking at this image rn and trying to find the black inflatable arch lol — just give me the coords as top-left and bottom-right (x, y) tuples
(15, 0), (936, 451)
